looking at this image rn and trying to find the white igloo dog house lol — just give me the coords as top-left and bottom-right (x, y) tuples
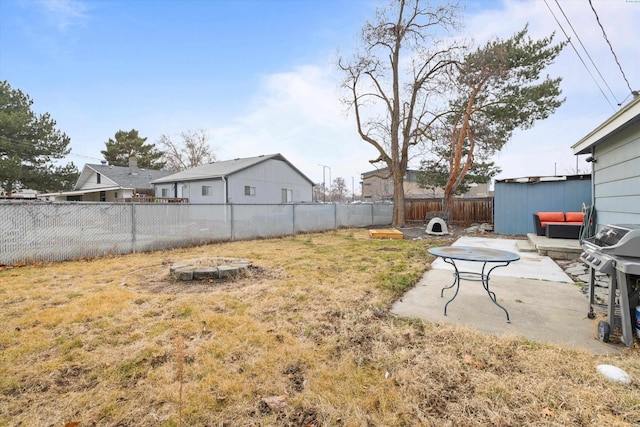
(426, 217), (448, 235)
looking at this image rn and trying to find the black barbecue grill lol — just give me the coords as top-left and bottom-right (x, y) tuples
(580, 224), (640, 347)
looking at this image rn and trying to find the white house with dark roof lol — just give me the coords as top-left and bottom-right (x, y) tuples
(572, 95), (640, 229)
(151, 153), (314, 204)
(39, 158), (173, 202)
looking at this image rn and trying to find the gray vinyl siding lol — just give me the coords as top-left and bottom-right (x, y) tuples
(183, 179), (225, 204)
(592, 125), (640, 229)
(155, 179), (225, 203)
(78, 170), (117, 189)
(226, 159), (312, 204)
(155, 183), (172, 198)
(494, 178), (592, 235)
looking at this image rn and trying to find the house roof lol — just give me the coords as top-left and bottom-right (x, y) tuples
(572, 96), (640, 155)
(495, 174), (591, 183)
(75, 164), (173, 190)
(151, 153), (314, 185)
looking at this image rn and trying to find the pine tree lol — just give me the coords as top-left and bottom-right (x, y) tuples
(101, 129), (165, 169)
(0, 80), (78, 194)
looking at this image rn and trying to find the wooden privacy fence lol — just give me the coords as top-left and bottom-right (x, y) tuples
(405, 197), (494, 225)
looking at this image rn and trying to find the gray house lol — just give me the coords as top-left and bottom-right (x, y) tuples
(151, 153), (314, 204)
(39, 158), (172, 202)
(361, 168), (490, 201)
(572, 96), (640, 229)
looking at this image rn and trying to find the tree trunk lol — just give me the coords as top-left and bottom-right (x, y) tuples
(392, 171), (406, 227)
(442, 192), (453, 224)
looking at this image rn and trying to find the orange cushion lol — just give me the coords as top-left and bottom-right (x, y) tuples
(537, 212), (565, 222)
(565, 212), (584, 223)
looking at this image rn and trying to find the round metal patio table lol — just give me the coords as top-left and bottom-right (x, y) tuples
(428, 246), (520, 323)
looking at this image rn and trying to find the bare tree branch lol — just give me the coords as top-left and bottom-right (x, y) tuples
(159, 130), (217, 172)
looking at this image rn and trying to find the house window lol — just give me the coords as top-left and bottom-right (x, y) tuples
(244, 186), (256, 196)
(99, 191), (106, 202)
(96, 173), (101, 184)
(161, 188), (169, 197)
(114, 192), (118, 199)
(201, 185), (212, 196)
(281, 188), (293, 203)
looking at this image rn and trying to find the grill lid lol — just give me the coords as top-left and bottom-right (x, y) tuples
(584, 224), (640, 258)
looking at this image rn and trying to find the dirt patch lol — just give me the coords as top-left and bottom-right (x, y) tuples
(397, 223), (527, 241)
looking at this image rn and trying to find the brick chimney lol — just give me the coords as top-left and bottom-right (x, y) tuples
(129, 157), (139, 175)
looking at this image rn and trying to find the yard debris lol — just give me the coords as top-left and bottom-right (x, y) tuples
(261, 393), (289, 411)
(462, 353), (485, 369)
(465, 223), (493, 234)
(541, 407), (555, 418)
(596, 364), (632, 384)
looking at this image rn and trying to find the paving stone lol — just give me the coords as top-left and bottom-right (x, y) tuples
(577, 274), (592, 282)
(218, 265), (240, 279)
(173, 269), (193, 281)
(566, 266), (588, 275)
(171, 257), (251, 281)
(566, 261), (586, 268)
(193, 267), (219, 280)
(170, 263), (189, 273)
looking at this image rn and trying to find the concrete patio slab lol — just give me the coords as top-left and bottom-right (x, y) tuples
(392, 236), (623, 355)
(432, 236), (574, 283)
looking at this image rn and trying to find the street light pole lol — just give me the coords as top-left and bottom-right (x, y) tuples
(351, 176), (355, 202)
(319, 164), (331, 203)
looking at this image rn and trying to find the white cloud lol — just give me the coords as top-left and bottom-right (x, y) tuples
(210, 64), (379, 184)
(37, 0), (89, 31)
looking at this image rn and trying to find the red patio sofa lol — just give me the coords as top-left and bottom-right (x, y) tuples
(532, 212), (584, 239)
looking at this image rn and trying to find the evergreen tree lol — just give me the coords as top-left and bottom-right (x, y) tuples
(436, 26), (565, 214)
(0, 80), (78, 194)
(101, 129), (165, 169)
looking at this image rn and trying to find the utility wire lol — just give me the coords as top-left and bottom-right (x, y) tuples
(1, 136), (103, 162)
(553, 0), (620, 105)
(588, 0), (634, 96)
(543, 0), (617, 111)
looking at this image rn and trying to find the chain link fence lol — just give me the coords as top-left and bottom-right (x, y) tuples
(0, 202), (393, 265)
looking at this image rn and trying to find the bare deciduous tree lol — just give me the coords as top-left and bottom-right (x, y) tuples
(331, 177), (348, 203)
(158, 130), (217, 172)
(339, 0), (460, 226)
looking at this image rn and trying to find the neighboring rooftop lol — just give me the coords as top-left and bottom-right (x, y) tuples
(76, 163), (173, 190)
(151, 153), (314, 185)
(495, 174), (591, 184)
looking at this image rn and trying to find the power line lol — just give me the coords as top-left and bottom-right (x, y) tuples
(542, 0), (617, 111)
(588, 0), (634, 97)
(1, 136), (103, 162)
(67, 152), (103, 162)
(553, 0), (620, 105)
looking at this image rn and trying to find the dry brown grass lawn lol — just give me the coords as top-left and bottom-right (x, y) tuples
(1, 228), (639, 426)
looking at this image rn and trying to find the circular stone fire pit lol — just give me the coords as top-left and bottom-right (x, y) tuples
(170, 257), (251, 281)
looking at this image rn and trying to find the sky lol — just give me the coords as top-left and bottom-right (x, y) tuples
(1, 0), (638, 193)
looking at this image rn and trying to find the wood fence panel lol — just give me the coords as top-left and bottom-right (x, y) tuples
(405, 197), (494, 225)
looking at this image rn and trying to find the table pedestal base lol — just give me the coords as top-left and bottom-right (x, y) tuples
(439, 258), (511, 323)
